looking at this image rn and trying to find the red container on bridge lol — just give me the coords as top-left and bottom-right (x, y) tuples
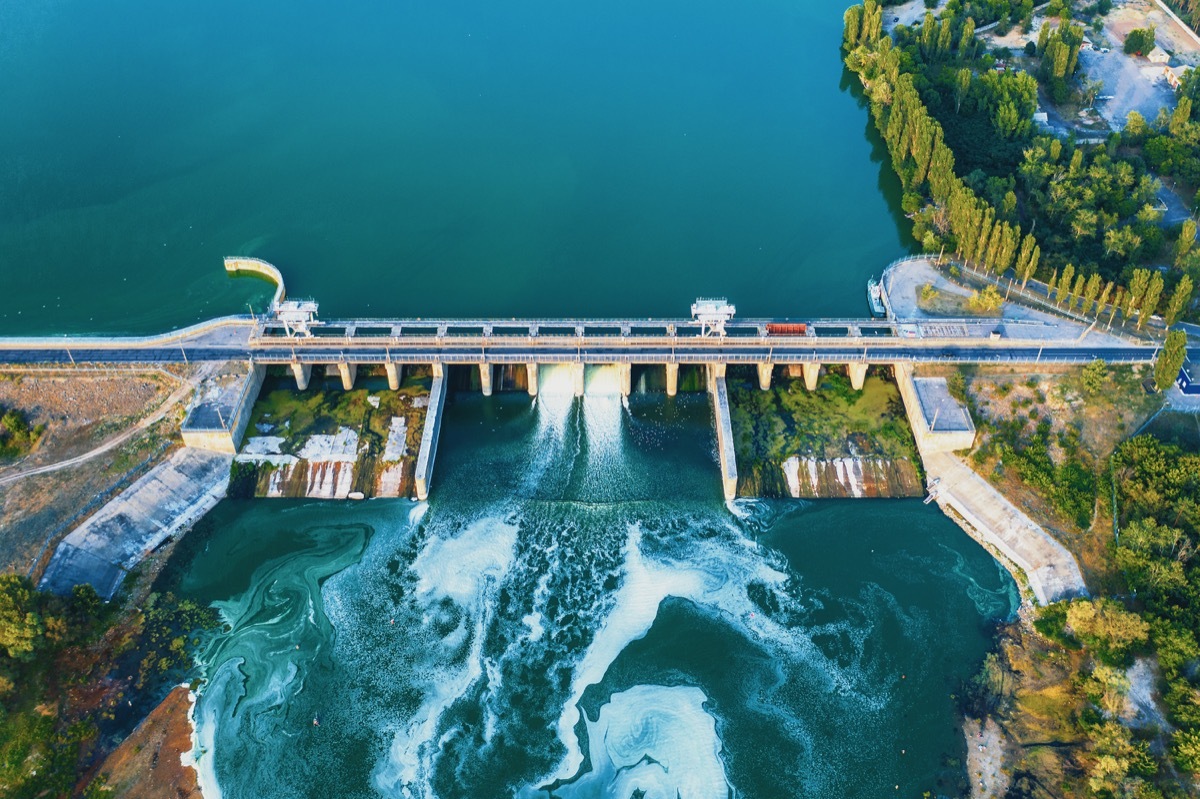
(765, 323), (807, 336)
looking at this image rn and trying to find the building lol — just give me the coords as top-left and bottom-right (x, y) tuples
(1165, 64), (1191, 90)
(1178, 359), (1200, 395)
(1080, 37), (1093, 51)
(1147, 45), (1170, 65)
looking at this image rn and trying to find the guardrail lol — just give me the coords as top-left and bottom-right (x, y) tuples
(0, 315), (255, 350)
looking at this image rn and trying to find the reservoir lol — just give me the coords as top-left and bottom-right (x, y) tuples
(1, 0), (906, 333)
(3, 1), (1017, 797)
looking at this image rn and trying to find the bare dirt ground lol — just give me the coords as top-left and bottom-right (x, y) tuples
(91, 685), (201, 799)
(1080, 46), (1179, 130)
(965, 716), (1011, 799)
(0, 371), (195, 577)
(883, 0), (945, 32)
(0, 372), (176, 476)
(1108, 0), (1200, 65)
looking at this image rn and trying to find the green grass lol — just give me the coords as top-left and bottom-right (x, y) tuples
(729, 370), (921, 464)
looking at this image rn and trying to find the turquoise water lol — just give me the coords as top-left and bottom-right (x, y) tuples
(168, 383), (1017, 798)
(0, 0), (906, 335)
(3, 3), (1016, 795)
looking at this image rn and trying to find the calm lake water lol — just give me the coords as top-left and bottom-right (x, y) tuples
(5, 2), (1016, 797)
(0, 0), (907, 334)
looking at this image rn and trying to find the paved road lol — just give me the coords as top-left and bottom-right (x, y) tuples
(0, 315), (1185, 366)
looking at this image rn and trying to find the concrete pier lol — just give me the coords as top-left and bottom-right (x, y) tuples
(618, 363), (632, 397)
(803, 362), (820, 391)
(711, 376), (738, 501)
(479, 363), (493, 396)
(757, 362), (773, 391)
(337, 362), (357, 391)
(848, 362), (868, 391)
(706, 362), (726, 394)
(414, 372), (448, 501)
(572, 363), (585, 397)
(666, 363), (679, 397)
(432, 362), (444, 379)
(291, 362), (311, 391)
(526, 363), (539, 396)
(385, 362), (402, 391)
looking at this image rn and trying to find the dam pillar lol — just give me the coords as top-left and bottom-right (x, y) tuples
(337, 362), (357, 391)
(385, 362), (402, 391)
(711, 375), (739, 501)
(757, 363), (773, 391)
(618, 363), (632, 397)
(291, 363), (311, 391)
(848, 362), (868, 391)
(706, 363), (727, 395)
(803, 362), (821, 391)
(572, 363), (585, 397)
(432, 362), (444, 379)
(526, 363), (539, 396)
(665, 363), (679, 397)
(479, 363), (493, 396)
(414, 372), (448, 502)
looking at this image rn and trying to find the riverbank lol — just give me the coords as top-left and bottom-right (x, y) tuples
(90, 685), (202, 799)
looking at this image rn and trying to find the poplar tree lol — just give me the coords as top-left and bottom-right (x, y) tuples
(844, 6), (863, 50)
(1058, 263), (1076, 305)
(960, 17), (976, 56)
(1127, 268), (1152, 319)
(1016, 235), (1038, 287)
(1097, 280), (1114, 319)
(1164, 274), (1194, 326)
(1139, 271), (1165, 329)
(1083, 273), (1103, 315)
(1071, 273), (1087, 310)
(1154, 330), (1188, 390)
(1176, 219), (1196, 267)
(1109, 287), (1125, 325)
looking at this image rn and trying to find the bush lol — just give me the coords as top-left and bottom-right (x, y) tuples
(1024, 40), (1037, 57)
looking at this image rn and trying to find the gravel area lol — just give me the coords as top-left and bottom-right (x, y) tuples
(965, 717), (1010, 799)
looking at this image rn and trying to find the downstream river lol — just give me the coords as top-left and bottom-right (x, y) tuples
(4, 1), (1019, 797)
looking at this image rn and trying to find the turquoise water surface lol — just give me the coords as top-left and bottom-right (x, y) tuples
(0, 0), (907, 334)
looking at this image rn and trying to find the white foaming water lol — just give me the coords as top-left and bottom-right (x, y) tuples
(583, 364), (621, 396)
(555, 685), (731, 799)
(535, 523), (791, 788)
(373, 516), (520, 797)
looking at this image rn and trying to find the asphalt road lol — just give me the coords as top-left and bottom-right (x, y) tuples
(0, 343), (1178, 366)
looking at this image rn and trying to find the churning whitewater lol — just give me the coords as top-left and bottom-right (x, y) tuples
(180, 366), (1016, 799)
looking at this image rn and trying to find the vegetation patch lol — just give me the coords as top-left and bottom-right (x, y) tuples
(728, 369), (922, 497)
(0, 406), (44, 460)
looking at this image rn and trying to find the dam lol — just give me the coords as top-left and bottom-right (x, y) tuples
(0, 257), (1166, 502)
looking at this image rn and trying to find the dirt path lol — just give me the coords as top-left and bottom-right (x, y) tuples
(0, 378), (193, 488)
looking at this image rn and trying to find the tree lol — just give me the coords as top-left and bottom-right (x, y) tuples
(1139, 271), (1164, 329)
(1128, 268), (1152, 318)
(1058, 263), (1076, 304)
(1164, 274), (1194, 326)
(1065, 598), (1149, 664)
(1173, 728), (1200, 774)
(955, 67), (971, 114)
(0, 575), (44, 660)
(1083, 273), (1103, 314)
(1176, 219), (1196, 267)
(1081, 359), (1108, 394)
(1155, 330), (1188, 390)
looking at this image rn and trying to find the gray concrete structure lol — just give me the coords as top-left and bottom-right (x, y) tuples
(180, 362), (264, 453)
(526, 363), (539, 396)
(711, 376), (738, 501)
(414, 373), (448, 501)
(386, 361), (402, 390)
(39, 449), (233, 599)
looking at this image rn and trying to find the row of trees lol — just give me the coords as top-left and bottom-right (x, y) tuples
(845, 0), (1196, 328)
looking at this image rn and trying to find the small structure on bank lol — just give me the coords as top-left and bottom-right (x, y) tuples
(1178, 358), (1200, 395)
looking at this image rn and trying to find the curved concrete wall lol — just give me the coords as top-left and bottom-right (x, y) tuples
(224, 256), (286, 309)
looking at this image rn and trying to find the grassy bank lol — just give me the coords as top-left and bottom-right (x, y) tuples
(728, 367), (923, 497)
